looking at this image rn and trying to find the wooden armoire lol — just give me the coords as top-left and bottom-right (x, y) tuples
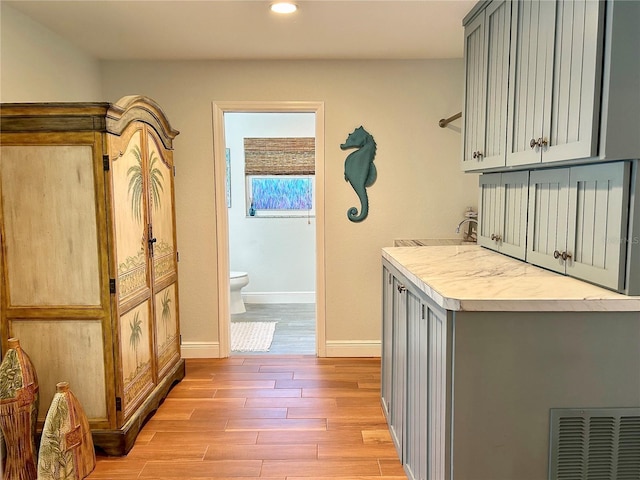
(0, 96), (184, 455)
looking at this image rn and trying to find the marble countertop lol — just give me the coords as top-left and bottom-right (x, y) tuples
(383, 245), (640, 312)
(394, 238), (474, 247)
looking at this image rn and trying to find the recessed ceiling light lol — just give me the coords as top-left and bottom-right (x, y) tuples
(270, 2), (298, 14)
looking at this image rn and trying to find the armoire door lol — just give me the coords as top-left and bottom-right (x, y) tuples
(145, 127), (181, 380)
(108, 124), (155, 422)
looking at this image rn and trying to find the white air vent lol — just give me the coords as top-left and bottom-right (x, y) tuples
(549, 408), (640, 480)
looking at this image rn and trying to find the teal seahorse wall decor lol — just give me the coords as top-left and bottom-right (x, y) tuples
(340, 126), (377, 222)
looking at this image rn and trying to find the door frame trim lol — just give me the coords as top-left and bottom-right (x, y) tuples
(211, 101), (326, 357)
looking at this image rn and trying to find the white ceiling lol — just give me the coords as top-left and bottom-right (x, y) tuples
(5, 0), (475, 61)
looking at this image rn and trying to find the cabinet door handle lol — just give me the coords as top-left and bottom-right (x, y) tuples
(473, 151), (483, 159)
(530, 137), (549, 149)
(490, 234), (502, 241)
(554, 250), (572, 261)
(148, 224), (157, 257)
(397, 284), (406, 293)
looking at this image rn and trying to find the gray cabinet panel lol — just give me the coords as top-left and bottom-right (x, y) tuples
(526, 168), (570, 273)
(462, 0), (511, 171)
(389, 274), (406, 456)
(405, 289), (426, 480)
(527, 162), (629, 290)
(478, 171), (529, 260)
(506, 0), (551, 166)
(478, 173), (502, 246)
(484, 1), (510, 162)
(381, 266), (393, 420)
(382, 260), (451, 480)
(427, 306), (448, 480)
(462, 11), (486, 170)
(566, 162), (629, 290)
(544, 0), (604, 163)
(507, 0), (604, 166)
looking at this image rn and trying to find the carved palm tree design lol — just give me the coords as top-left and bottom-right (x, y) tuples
(161, 290), (172, 342)
(148, 151), (164, 212)
(127, 145), (164, 224)
(129, 313), (143, 373)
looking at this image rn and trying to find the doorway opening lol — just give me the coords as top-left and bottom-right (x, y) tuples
(212, 102), (326, 357)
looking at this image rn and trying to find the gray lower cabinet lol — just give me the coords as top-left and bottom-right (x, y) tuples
(382, 261), (451, 480)
(382, 256), (640, 480)
(527, 161), (629, 291)
(382, 266), (406, 453)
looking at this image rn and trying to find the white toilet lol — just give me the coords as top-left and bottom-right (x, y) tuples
(230, 271), (250, 314)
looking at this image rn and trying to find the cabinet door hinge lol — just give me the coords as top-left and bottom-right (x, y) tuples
(180, 334), (182, 345)
(103, 154), (110, 171)
(173, 165), (176, 177)
(176, 251), (180, 262)
(388, 272), (392, 284)
(421, 304), (425, 320)
(115, 397), (122, 411)
(109, 279), (116, 294)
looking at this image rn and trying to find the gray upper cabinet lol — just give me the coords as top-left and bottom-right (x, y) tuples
(527, 162), (629, 291)
(478, 170), (529, 260)
(507, 0), (605, 166)
(463, 0), (640, 171)
(462, 0), (511, 171)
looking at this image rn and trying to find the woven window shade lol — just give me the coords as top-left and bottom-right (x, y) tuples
(244, 137), (315, 175)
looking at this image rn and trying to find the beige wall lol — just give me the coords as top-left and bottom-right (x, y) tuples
(0, 4), (102, 102)
(1, 3), (478, 355)
(100, 59), (478, 355)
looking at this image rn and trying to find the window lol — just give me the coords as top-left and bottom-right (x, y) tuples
(244, 137), (315, 218)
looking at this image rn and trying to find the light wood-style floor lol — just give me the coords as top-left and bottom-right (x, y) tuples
(88, 356), (406, 479)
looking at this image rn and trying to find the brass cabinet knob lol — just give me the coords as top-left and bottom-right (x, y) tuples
(397, 284), (407, 293)
(554, 250), (561, 259)
(530, 138), (538, 149)
(490, 234), (502, 241)
(561, 251), (572, 261)
(472, 151), (483, 159)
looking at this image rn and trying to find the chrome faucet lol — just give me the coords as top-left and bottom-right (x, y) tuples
(456, 218), (478, 242)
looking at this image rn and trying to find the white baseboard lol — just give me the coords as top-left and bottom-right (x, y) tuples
(243, 292), (315, 304)
(324, 341), (381, 357)
(180, 340), (380, 358)
(180, 341), (220, 358)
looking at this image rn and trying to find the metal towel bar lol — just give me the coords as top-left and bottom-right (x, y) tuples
(438, 111), (462, 128)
